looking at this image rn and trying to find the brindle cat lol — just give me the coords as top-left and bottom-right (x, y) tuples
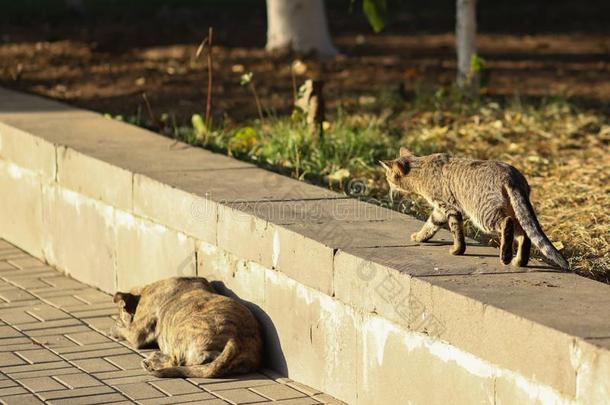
(110, 277), (262, 378)
(380, 148), (569, 270)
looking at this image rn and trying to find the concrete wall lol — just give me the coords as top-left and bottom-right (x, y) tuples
(1, 88), (609, 404)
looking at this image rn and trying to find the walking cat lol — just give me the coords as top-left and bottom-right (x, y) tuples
(110, 277), (262, 378)
(380, 148), (569, 270)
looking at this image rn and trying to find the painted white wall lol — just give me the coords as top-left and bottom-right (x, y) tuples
(266, 0), (338, 56)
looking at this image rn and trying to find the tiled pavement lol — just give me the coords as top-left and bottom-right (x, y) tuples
(0, 240), (345, 405)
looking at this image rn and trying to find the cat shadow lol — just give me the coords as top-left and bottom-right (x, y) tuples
(419, 240), (492, 256)
(461, 253), (498, 258)
(422, 241), (564, 271)
(415, 240), (497, 257)
(210, 281), (288, 376)
(423, 240), (486, 248)
(524, 264), (563, 272)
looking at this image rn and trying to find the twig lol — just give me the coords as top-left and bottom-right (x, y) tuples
(250, 82), (264, 124)
(141, 92), (159, 129)
(205, 27), (214, 129)
(291, 63), (297, 106)
(196, 38), (208, 58)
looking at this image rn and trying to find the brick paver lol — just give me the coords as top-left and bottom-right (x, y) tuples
(0, 240), (345, 404)
(251, 384), (307, 401)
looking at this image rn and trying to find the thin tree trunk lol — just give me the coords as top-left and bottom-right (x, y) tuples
(266, 0), (337, 56)
(456, 0), (477, 90)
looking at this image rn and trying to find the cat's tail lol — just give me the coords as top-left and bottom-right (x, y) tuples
(151, 338), (239, 378)
(505, 184), (569, 270)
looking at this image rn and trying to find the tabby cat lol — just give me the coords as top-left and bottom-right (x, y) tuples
(380, 148), (569, 270)
(110, 277), (262, 378)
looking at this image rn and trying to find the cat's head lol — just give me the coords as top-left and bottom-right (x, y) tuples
(113, 291), (141, 323)
(380, 147), (414, 190)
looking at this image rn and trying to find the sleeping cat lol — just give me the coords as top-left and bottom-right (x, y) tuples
(380, 148), (569, 270)
(110, 277), (262, 378)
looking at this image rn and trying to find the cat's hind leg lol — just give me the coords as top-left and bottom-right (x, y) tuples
(447, 212), (466, 255)
(200, 350), (222, 364)
(411, 209), (446, 242)
(511, 223), (531, 267)
(499, 217), (515, 265)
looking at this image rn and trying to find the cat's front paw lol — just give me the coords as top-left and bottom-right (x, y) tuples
(118, 310), (133, 327)
(411, 232), (423, 242)
(109, 323), (125, 340)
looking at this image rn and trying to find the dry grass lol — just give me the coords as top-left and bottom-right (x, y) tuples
(395, 98), (610, 280)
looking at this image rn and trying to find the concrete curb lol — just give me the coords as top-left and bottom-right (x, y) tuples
(1, 88), (609, 404)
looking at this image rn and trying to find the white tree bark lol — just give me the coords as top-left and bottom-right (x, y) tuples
(266, 0), (338, 56)
(456, 0), (477, 88)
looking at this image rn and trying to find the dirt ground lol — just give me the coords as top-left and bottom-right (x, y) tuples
(0, 0), (609, 122)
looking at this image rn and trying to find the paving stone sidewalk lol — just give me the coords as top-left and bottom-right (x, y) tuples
(0, 240), (344, 405)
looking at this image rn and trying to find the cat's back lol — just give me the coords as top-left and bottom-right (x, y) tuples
(441, 157), (530, 229)
(159, 282), (260, 341)
(139, 277), (213, 303)
(443, 157), (527, 189)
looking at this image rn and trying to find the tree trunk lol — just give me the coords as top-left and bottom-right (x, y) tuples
(266, 0), (338, 56)
(456, 0), (477, 90)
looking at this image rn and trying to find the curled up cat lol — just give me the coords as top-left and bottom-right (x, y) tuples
(110, 277), (262, 378)
(380, 148), (569, 270)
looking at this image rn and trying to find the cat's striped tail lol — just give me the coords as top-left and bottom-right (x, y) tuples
(505, 184), (569, 270)
(150, 338), (239, 378)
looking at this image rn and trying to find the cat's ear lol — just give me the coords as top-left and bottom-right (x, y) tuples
(393, 159), (409, 176)
(399, 147), (414, 158)
(113, 292), (126, 305)
(380, 159), (409, 176)
(379, 160), (393, 171)
(113, 292), (140, 314)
